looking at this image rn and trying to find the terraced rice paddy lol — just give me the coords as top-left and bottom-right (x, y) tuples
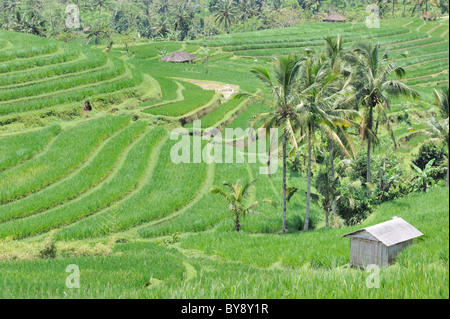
(0, 17), (448, 299)
(0, 29), (155, 129)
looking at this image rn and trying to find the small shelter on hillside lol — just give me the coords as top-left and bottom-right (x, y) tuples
(322, 14), (348, 23)
(343, 217), (423, 268)
(160, 51), (198, 63)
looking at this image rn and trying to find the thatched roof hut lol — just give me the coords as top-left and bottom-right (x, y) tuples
(322, 14), (348, 22)
(343, 217), (423, 268)
(160, 51), (199, 63)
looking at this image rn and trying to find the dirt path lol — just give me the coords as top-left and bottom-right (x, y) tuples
(173, 78), (239, 99)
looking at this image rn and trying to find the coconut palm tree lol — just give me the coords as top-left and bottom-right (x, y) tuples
(322, 35), (357, 216)
(213, 0), (238, 32)
(242, 55), (303, 234)
(345, 42), (419, 188)
(295, 53), (356, 231)
(314, 164), (341, 229)
(210, 180), (273, 232)
(236, 0), (257, 31)
(173, 6), (192, 40)
(418, 86), (449, 186)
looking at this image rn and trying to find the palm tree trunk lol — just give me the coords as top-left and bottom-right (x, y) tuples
(325, 206), (330, 229)
(304, 129), (312, 231)
(235, 214), (240, 232)
(330, 143), (337, 216)
(367, 138), (372, 196)
(403, 0), (407, 17)
(447, 141), (449, 187)
(282, 133), (287, 234)
(366, 101), (374, 194)
(106, 6), (119, 53)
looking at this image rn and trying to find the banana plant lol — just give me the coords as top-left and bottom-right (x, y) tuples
(411, 158), (438, 192)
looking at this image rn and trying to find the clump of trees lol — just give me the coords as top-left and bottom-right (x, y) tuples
(241, 36), (448, 233)
(2, 0), (446, 43)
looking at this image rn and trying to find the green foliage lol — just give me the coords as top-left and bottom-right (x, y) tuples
(413, 142), (447, 180)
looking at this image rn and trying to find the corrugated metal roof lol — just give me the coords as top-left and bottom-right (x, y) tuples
(160, 51), (198, 63)
(342, 217), (423, 247)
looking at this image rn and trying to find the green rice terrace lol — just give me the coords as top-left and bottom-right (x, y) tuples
(0, 16), (448, 299)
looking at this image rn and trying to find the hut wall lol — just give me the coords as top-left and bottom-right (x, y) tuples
(387, 240), (412, 264)
(350, 239), (388, 268)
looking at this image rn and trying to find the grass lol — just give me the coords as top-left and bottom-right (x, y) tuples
(0, 115), (129, 204)
(0, 121), (147, 223)
(56, 137), (209, 240)
(144, 81), (215, 117)
(184, 97), (243, 128)
(0, 125), (61, 172)
(0, 125), (166, 239)
(180, 187), (448, 269)
(0, 48), (106, 87)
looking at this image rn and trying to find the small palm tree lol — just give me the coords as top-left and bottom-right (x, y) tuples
(210, 180), (273, 232)
(314, 166), (340, 229)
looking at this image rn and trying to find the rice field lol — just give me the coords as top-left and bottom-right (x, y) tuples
(0, 17), (448, 299)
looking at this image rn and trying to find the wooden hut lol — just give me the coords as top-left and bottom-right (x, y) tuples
(160, 51), (199, 63)
(342, 217), (423, 268)
(322, 14), (348, 23)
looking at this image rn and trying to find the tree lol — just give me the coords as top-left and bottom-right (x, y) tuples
(173, 6), (192, 40)
(210, 180), (272, 232)
(295, 52), (356, 231)
(411, 159), (439, 192)
(236, 0), (257, 31)
(91, 0), (110, 22)
(243, 55), (303, 234)
(213, 0), (238, 31)
(418, 86), (449, 186)
(314, 165), (340, 229)
(346, 42), (419, 189)
(322, 35), (357, 217)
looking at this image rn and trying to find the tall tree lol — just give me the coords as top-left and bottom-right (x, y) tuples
(245, 55), (302, 234)
(295, 52), (355, 231)
(346, 42), (419, 189)
(213, 0), (238, 31)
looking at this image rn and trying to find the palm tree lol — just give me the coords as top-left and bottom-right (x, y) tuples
(322, 35), (356, 216)
(243, 55), (303, 234)
(152, 16), (171, 38)
(173, 7), (192, 40)
(237, 0), (257, 31)
(295, 53), (356, 231)
(91, 0), (110, 21)
(157, 0), (171, 15)
(346, 42), (419, 188)
(419, 86), (449, 186)
(314, 165), (340, 229)
(213, 0), (238, 32)
(210, 180), (272, 232)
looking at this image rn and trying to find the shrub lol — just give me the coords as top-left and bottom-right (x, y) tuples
(38, 233), (57, 259)
(413, 142), (447, 181)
